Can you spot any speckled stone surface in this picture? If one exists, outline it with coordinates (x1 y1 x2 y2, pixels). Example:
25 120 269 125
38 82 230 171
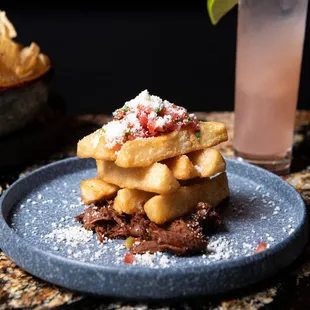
0 110 309 309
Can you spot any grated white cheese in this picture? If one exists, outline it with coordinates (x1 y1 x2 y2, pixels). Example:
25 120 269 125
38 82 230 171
207 237 234 260
148 111 157 120
102 121 128 147
132 252 172 268
154 117 166 128
125 89 162 111
44 226 93 247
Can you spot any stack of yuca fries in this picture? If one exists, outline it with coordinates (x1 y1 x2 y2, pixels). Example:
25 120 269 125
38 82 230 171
77 120 230 225
0 11 51 87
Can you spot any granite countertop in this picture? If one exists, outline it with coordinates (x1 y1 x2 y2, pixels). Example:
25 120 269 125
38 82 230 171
0 111 309 310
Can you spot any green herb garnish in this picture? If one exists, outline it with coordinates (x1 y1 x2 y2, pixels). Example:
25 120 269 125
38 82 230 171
195 131 201 141
125 129 132 137
156 104 163 115
125 236 134 249
112 105 129 119
121 105 129 112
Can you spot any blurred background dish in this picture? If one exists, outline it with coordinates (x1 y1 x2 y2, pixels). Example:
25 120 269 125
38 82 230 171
0 10 52 137
0 71 52 137
0 10 68 168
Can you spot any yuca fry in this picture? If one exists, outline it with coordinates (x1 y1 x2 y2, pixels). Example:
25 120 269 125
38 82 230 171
163 149 226 180
76 121 227 167
115 121 228 168
144 172 229 224
96 160 180 194
188 148 226 178
113 189 155 214
77 130 117 161
80 178 119 205
162 155 199 180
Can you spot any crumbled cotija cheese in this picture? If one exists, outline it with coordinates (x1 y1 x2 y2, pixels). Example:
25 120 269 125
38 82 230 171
103 121 130 148
45 226 93 247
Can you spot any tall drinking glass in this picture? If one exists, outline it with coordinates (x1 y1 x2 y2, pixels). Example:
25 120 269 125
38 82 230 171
234 0 308 174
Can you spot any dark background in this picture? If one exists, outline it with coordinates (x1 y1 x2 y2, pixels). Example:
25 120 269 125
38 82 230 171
3 1 310 115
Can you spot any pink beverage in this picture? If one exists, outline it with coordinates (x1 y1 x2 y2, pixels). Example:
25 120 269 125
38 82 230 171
234 0 308 174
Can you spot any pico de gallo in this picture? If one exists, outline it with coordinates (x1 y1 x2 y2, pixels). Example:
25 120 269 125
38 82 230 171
101 90 200 151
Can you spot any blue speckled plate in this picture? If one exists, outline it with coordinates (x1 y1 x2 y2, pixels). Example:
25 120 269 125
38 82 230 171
0 157 308 299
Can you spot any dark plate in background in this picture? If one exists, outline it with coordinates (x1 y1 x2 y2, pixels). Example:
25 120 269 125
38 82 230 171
0 69 70 168
0 157 308 299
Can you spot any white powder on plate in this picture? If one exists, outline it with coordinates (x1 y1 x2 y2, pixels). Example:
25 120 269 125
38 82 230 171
44 226 93 247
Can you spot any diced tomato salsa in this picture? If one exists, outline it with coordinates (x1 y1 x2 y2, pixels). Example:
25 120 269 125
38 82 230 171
124 252 135 264
254 242 268 254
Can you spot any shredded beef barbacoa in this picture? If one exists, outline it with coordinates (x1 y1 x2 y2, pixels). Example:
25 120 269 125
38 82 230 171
75 201 221 256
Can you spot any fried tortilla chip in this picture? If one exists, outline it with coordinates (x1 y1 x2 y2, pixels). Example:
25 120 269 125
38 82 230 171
0 11 17 39
0 11 51 87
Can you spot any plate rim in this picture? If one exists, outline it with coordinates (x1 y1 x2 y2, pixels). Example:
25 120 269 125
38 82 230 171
0 156 308 298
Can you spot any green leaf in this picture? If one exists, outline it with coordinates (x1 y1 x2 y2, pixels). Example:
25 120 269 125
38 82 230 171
207 0 238 25
124 236 134 249
156 104 164 115
121 105 129 112
195 131 201 141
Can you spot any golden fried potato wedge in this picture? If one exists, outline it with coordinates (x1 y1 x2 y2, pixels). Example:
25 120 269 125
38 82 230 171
96 160 180 194
77 130 117 161
115 121 228 167
76 121 227 167
113 189 155 215
162 155 199 180
80 178 119 205
144 172 229 224
162 148 226 180
188 148 226 178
